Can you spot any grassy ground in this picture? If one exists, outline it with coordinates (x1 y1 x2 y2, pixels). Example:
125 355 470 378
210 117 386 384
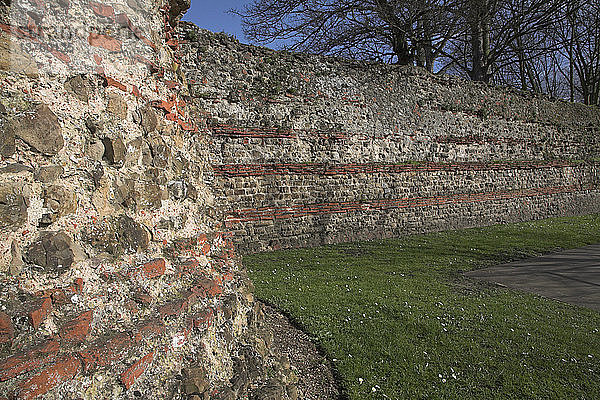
244 215 600 399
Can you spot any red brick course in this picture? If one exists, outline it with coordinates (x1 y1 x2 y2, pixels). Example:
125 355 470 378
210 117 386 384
0 311 14 344
14 355 81 400
59 310 93 343
120 351 155 390
27 297 52 329
225 184 591 225
0 340 60 382
78 332 132 373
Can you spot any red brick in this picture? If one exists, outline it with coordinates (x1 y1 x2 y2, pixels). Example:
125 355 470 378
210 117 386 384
191 278 222 299
90 1 115 18
59 310 93 343
120 351 154 390
177 258 199 275
135 258 166 279
78 332 132 373
133 291 153 305
190 308 214 331
158 291 196 318
0 311 13 344
150 99 175 113
0 340 59 381
133 319 165 342
15 355 81 400
28 297 52 329
88 32 122 52
104 75 127 91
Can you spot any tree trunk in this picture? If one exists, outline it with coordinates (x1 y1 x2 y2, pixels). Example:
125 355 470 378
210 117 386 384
568 0 576 102
469 1 491 82
470 20 490 82
392 27 412 65
416 19 427 68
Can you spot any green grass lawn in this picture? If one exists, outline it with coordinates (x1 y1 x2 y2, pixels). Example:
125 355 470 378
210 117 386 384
244 215 600 399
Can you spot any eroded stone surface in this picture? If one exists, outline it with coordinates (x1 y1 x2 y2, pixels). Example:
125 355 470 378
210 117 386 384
8 104 64 155
43 185 77 221
0 128 15 157
64 75 94 103
84 215 149 255
24 231 75 274
0 185 27 231
102 136 126 166
0 32 38 77
34 165 64 183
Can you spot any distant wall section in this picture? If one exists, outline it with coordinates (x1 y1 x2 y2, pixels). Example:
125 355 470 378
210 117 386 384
179 24 600 254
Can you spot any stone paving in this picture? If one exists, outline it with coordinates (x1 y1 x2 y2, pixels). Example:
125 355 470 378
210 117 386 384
466 244 600 311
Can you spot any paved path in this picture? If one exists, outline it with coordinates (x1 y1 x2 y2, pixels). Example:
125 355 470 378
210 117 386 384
466 244 600 311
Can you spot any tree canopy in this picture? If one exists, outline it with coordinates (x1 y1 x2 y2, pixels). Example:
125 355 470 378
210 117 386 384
236 0 600 105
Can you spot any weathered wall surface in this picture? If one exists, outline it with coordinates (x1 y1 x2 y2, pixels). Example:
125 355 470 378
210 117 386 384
178 24 600 254
0 2 298 400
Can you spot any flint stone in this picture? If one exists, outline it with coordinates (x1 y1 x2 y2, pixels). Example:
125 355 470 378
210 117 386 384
102 137 126 166
106 93 127 119
91 162 104 187
85 118 103 136
137 183 165 209
148 136 170 168
251 381 285 400
0 127 15 157
43 185 77 220
0 185 28 230
9 104 64 155
139 105 158 133
34 165 64 183
64 75 92 103
25 231 75 274
167 180 187 200
0 32 38 77
118 215 150 253
168 0 190 25
10 240 24 275
0 164 33 174
84 215 149 255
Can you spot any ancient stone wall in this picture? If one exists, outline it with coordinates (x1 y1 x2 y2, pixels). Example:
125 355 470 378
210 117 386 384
178 24 600 254
0 2 299 400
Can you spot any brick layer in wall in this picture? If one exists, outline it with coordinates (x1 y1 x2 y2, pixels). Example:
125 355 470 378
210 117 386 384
213 162 600 253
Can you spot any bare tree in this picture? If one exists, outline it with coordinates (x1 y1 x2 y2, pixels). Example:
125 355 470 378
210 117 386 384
499 0 600 105
556 0 600 105
236 0 599 105
438 0 567 83
234 0 461 71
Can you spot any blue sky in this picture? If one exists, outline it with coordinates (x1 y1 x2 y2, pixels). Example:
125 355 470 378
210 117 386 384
182 0 251 44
